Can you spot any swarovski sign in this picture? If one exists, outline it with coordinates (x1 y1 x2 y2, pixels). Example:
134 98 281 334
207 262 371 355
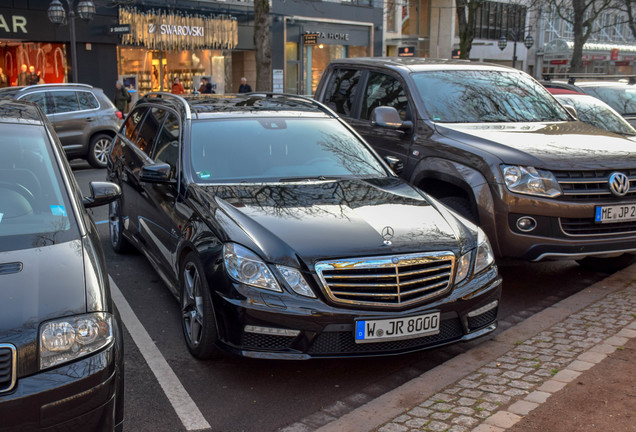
157 24 204 37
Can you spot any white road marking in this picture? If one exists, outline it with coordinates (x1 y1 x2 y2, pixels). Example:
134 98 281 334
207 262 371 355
109 276 211 431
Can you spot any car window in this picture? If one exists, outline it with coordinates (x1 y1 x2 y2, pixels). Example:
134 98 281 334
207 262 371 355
50 91 80 114
361 72 409 121
411 70 571 123
135 107 166 154
322 68 362 117
123 107 147 142
190 117 387 182
583 86 636 116
78 91 99 110
20 92 50 114
0 123 78 252
556 95 636 136
151 112 180 178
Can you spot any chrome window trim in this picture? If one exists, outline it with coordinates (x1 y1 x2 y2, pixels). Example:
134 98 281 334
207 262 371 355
0 343 17 393
17 89 102 115
315 251 456 308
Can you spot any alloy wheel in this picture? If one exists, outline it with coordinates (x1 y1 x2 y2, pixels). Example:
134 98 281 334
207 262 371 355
182 262 205 347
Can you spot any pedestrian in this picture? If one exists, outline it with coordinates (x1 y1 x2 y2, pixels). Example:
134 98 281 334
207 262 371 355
198 77 213 94
17 64 28 86
114 80 131 113
27 66 40 86
238 77 252 93
0 67 8 88
171 77 185 95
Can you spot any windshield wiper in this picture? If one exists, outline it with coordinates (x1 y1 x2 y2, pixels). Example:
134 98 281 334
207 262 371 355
278 176 339 183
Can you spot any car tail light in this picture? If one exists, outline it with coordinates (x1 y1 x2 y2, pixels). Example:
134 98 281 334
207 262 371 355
115 111 123 120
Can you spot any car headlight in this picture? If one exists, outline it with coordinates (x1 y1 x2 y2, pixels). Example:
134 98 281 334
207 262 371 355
39 312 114 370
474 228 495 274
502 165 561 197
276 265 316 298
455 251 472 284
223 243 281 292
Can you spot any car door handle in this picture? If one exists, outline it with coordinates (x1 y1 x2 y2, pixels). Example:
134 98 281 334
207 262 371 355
85 117 95 122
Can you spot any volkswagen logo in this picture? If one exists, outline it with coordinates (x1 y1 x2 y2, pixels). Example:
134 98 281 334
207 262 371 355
381 226 394 240
609 172 630 197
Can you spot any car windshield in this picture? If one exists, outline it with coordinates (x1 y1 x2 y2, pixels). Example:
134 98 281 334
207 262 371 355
582 86 636 116
0 123 78 252
411 70 571 123
190 117 387 182
555 95 636 136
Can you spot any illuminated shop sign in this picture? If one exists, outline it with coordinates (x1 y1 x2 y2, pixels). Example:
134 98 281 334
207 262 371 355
118 6 237 50
0 14 27 34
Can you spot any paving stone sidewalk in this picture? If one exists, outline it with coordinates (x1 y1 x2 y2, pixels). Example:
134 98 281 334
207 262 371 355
375 280 636 432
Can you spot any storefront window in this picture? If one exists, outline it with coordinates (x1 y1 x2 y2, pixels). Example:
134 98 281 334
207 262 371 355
118 47 223 96
0 42 67 86
302 44 368 96
286 42 299 94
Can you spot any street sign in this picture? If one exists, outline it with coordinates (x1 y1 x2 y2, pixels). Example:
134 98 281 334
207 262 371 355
303 33 319 46
109 24 131 35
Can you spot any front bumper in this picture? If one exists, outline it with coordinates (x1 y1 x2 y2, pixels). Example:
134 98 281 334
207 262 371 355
0 344 123 432
212 267 502 359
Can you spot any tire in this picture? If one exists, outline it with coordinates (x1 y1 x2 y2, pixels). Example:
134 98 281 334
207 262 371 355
439 196 477 223
109 200 133 254
576 254 636 273
87 133 113 169
180 252 223 360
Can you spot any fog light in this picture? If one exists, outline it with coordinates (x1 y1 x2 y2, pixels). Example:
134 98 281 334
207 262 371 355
244 325 300 337
468 300 498 317
516 216 537 232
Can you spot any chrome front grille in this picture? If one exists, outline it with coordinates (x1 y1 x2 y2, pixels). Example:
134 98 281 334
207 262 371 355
315 252 455 308
554 169 636 201
0 344 16 393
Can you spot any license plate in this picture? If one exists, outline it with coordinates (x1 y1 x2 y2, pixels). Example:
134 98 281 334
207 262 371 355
355 312 440 343
595 204 636 223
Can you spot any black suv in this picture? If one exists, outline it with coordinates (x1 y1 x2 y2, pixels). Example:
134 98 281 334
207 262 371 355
106 93 501 360
0 84 122 168
0 99 124 431
315 58 636 270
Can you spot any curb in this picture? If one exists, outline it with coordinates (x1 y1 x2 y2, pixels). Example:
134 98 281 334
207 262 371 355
313 263 636 432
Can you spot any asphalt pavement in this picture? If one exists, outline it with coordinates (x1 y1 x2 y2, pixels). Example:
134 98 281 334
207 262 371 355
306 263 636 432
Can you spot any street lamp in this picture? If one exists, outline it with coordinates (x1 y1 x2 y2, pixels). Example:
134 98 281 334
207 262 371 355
47 0 96 83
498 28 534 69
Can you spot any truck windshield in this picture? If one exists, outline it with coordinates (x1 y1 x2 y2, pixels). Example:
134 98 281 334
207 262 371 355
411 70 571 123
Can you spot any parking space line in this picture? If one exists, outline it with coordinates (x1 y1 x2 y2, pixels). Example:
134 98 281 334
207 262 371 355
109 276 211 431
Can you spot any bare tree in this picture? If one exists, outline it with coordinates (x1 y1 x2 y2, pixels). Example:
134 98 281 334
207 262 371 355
456 0 487 59
544 0 615 72
614 0 636 39
254 0 272 91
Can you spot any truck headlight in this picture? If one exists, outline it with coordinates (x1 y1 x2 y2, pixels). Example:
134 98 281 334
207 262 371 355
502 165 561 197
39 312 114 370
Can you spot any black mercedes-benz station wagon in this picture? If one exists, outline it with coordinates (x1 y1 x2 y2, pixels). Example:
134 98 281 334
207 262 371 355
107 93 502 360
0 100 124 430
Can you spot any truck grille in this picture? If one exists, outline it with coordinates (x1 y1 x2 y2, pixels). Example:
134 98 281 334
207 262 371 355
554 169 636 201
560 218 636 236
0 344 16 393
315 252 455 308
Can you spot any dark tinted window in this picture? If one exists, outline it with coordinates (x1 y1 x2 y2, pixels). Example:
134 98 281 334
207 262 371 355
50 91 80 114
78 91 99 110
20 92 50 114
411 70 571 123
151 113 180 178
135 108 166 154
361 73 409 121
123 107 147 142
323 69 361 117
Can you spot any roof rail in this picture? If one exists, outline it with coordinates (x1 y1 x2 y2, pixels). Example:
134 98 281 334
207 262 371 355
241 92 339 118
542 73 636 85
143 92 192 120
18 83 94 91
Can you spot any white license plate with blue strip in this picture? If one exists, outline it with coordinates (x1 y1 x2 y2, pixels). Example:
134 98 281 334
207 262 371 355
355 312 440 343
595 204 636 223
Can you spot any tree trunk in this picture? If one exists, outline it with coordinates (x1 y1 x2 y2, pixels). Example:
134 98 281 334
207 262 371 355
254 0 272 91
456 0 482 60
569 0 587 73
625 0 636 40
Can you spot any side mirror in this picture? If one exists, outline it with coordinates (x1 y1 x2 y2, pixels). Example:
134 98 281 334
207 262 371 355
563 104 578 120
140 163 174 184
384 156 404 174
83 181 121 208
371 106 413 132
